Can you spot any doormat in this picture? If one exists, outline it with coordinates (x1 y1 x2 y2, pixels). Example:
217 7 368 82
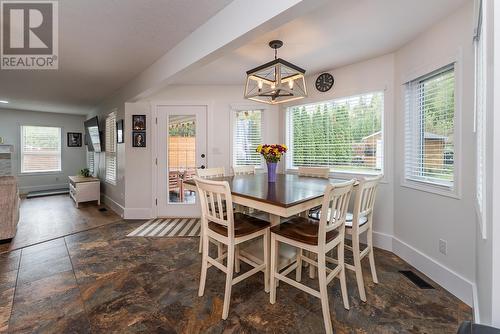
127 218 200 237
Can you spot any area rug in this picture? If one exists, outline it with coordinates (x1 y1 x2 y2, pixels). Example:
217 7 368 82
127 218 201 237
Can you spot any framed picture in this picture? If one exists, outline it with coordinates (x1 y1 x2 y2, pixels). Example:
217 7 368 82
116 120 124 143
67 132 82 147
132 131 146 147
132 115 146 130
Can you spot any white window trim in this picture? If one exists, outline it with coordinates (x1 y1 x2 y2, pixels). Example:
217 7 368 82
400 53 463 200
229 104 268 171
284 91 386 180
19 125 63 175
105 111 117 185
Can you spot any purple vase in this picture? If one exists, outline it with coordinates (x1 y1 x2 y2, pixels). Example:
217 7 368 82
267 162 277 182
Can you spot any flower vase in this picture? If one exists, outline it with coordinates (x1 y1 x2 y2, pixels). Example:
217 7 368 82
267 162 277 182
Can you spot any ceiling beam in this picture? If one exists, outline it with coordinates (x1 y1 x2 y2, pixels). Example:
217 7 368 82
96 0 328 112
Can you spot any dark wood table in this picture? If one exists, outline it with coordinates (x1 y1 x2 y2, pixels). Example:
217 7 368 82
184 173 358 271
184 173 355 225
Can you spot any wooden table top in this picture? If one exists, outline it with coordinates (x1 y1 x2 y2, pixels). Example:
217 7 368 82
184 173 356 208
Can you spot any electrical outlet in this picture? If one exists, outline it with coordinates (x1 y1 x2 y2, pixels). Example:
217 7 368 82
439 239 447 255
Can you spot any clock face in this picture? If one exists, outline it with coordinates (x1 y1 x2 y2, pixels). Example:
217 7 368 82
315 73 334 92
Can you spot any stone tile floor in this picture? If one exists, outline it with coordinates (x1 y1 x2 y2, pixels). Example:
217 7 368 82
0 220 471 333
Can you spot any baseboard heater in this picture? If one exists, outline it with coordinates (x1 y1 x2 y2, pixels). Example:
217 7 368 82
26 188 70 199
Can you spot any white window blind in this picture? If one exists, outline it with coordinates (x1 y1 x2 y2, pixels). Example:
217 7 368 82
87 149 95 175
404 65 455 189
474 0 486 232
233 110 263 167
20 126 61 173
105 112 117 184
286 92 384 174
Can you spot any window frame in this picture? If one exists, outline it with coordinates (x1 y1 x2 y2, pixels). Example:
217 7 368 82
401 61 462 199
105 111 117 185
19 125 63 175
230 105 266 170
285 91 386 178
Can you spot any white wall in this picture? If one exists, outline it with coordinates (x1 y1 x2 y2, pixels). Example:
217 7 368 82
393 2 475 304
279 53 395 250
0 108 86 193
117 85 280 218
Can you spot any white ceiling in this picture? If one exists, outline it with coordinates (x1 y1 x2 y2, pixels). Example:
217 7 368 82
0 0 233 115
172 0 469 85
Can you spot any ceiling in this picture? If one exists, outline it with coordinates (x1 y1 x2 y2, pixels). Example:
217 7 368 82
172 0 469 86
0 0 233 115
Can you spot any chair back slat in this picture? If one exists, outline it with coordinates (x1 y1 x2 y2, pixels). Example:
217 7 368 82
196 167 225 178
318 180 355 247
194 177 234 237
298 167 330 178
352 175 383 230
232 166 255 175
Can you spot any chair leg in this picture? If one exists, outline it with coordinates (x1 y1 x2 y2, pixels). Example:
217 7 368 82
270 234 278 304
309 252 317 279
338 239 350 310
198 231 209 297
263 230 270 293
353 235 367 302
235 245 240 273
222 246 235 320
317 252 333 334
198 224 203 253
296 248 303 282
367 228 379 284
217 242 224 263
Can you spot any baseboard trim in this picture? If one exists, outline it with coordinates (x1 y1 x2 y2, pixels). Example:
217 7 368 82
101 194 124 218
372 231 394 252
123 208 153 220
472 283 480 322
392 236 473 306
19 183 68 195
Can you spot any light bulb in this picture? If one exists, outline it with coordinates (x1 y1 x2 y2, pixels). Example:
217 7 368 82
258 80 263 90
288 80 294 89
271 83 275 90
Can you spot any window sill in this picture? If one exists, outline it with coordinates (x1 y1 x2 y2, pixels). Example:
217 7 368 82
400 178 461 199
285 168 387 184
19 170 63 176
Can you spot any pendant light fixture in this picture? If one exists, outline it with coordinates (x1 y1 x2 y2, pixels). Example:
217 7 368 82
244 40 307 105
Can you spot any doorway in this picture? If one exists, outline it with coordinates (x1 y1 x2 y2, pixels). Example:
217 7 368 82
156 105 207 217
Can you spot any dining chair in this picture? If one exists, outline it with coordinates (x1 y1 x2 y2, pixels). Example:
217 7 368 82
309 174 383 302
269 180 354 334
232 165 255 175
196 167 226 253
196 167 225 178
195 177 270 320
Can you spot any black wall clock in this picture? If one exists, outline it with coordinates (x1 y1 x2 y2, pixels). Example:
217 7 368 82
315 73 334 92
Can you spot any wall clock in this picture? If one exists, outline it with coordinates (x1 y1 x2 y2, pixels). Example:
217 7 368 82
315 73 334 92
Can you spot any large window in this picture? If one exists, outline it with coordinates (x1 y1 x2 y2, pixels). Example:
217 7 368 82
20 125 61 173
404 64 456 190
233 110 263 167
105 112 117 184
286 92 384 174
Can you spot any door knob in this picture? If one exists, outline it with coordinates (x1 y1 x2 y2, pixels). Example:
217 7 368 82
201 153 206 158
199 165 206 169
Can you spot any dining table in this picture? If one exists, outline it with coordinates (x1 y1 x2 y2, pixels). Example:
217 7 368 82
183 173 358 269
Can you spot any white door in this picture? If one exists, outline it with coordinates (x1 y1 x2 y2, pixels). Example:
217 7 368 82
156 105 207 217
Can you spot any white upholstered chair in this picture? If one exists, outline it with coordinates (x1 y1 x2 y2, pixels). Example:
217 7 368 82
269 180 354 334
195 177 270 320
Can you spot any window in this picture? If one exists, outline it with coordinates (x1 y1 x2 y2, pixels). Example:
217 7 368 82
474 0 486 235
87 149 95 175
233 110 263 167
286 92 384 174
404 64 456 190
20 126 61 173
105 112 117 184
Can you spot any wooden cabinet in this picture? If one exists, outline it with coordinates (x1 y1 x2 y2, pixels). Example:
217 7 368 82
69 176 100 208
